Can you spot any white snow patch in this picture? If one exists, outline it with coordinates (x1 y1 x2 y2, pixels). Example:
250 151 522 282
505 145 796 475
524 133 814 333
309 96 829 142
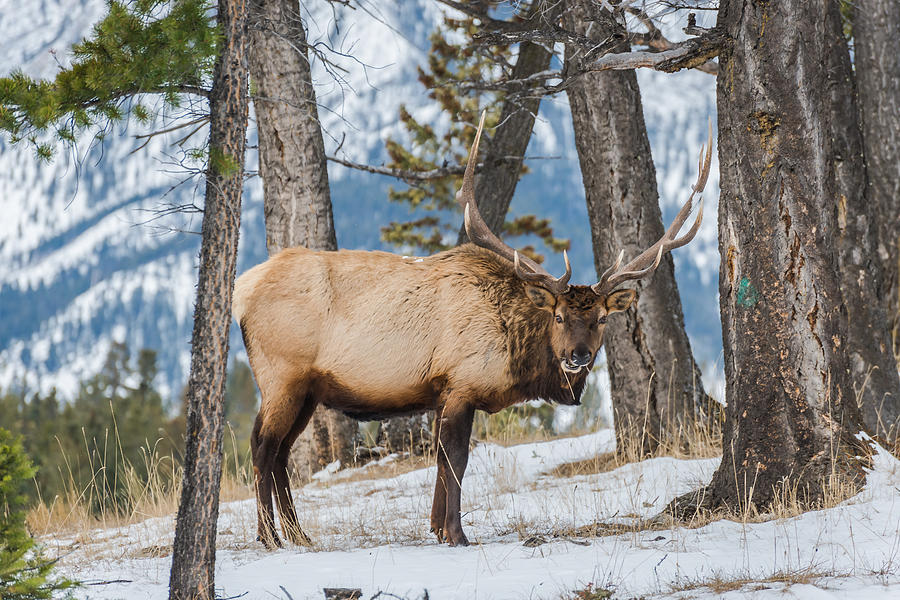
46 430 900 599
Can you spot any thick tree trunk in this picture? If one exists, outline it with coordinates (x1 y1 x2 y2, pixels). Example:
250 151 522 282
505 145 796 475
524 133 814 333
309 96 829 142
852 0 900 443
247 0 356 478
563 1 710 457
168 0 248 597
672 0 870 515
456 2 556 243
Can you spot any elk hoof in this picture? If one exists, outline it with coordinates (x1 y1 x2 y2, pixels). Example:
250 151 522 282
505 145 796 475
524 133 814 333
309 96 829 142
431 526 445 543
446 529 470 547
257 533 283 550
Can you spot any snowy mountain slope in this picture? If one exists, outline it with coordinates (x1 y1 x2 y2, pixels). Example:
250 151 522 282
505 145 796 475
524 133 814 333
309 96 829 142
0 0 721 399
48 430 900 599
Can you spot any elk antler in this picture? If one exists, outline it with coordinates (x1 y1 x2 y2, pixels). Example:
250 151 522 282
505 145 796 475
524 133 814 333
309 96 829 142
457 111 572 295
591 121 713 298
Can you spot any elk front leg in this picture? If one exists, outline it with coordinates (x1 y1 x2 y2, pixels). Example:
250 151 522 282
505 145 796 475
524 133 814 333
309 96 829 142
432 397 475 546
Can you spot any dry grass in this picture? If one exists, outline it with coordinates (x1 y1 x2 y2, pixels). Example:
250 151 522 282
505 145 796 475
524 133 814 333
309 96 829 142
26 424 255 540
560 583 614 599
668 566 834 596
547 407 723 481
26 389 867 565
542 468 864 544
546 453 619 478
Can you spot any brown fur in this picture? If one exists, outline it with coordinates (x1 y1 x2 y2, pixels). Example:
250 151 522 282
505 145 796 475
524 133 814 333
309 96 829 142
234 243 634 548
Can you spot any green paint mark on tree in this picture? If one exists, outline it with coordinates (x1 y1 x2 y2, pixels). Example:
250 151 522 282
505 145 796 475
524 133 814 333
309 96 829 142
736 277 761 308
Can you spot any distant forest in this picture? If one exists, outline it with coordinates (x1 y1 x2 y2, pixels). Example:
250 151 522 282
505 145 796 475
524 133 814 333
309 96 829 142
0 343 258 511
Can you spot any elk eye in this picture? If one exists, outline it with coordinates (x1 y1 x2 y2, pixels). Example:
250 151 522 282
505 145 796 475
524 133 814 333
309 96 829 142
555 314 563 324
598 315 607 324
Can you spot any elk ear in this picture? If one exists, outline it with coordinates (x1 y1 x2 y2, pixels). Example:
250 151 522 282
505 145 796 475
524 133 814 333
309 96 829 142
524 284 556 311
605 289 636 314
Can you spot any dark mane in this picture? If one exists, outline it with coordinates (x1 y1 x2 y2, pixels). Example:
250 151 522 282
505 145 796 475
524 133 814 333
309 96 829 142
448 244 590 405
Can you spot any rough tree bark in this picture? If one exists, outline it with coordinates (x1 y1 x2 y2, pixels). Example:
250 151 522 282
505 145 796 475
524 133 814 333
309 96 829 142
168 0 249 596
563 0 710 457
247 0 357 478
671 0 870 514
456 0 557 243
851 0 900 443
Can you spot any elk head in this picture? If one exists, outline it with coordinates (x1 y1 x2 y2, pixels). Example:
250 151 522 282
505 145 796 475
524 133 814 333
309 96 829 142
457 112 711 377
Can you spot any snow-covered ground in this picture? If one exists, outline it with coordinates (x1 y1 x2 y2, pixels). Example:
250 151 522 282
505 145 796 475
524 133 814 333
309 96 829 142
47 430 900 599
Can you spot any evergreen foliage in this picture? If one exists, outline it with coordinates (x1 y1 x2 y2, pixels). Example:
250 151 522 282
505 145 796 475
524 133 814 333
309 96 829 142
0 0 216 160
1 344 179 512
382 9 568 260
0 345 257 516
0 428 75 599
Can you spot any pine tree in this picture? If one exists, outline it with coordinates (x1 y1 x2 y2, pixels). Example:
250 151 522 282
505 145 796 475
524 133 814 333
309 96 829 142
563 0 713 456
168 0 249 591
0 0 216 160
382 9 567 262
0 428 74 599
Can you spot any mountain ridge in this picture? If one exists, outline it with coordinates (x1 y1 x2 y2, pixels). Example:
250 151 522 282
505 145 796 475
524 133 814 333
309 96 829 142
0 0 722 400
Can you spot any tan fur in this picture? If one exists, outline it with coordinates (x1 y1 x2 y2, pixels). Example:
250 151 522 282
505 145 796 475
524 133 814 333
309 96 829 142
237 243 633 548
236 246 513 422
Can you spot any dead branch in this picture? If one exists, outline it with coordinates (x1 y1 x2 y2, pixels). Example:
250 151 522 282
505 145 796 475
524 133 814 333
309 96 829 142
131 116 210 154
626 7 718 75
457 25 721 99
438 0 720 78
584 28 723 73
327 155 481 181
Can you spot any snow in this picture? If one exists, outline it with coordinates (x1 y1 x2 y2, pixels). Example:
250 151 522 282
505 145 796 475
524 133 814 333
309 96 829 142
46 430 900 599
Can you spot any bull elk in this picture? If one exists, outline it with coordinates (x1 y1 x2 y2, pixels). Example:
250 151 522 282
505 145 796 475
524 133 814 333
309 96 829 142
233 113 712 548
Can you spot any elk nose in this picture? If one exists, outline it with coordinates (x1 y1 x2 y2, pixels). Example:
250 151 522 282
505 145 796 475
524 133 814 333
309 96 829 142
571 348 593 367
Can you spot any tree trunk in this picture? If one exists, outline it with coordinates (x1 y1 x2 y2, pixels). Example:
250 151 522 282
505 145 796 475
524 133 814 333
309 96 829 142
671 0 870 515
247 0 356 478
563 1 710 457
168 0 248 596
852 0 900 444
456 1 557 243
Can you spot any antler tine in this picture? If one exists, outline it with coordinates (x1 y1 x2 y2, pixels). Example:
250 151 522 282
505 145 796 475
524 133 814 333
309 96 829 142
693 119 713 194
455 111 486 212
559 249 572 288
596 250 624 288
592 122 712 297
459 111 571 294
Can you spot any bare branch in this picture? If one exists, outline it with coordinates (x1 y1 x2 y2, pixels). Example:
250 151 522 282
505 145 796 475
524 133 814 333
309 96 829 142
457 25 722 98
327 155 480 181
625 8 720 75
130 116 210 154
584 29 723 74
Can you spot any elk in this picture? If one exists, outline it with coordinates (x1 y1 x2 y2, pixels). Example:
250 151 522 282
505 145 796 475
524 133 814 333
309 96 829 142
233 114 711 548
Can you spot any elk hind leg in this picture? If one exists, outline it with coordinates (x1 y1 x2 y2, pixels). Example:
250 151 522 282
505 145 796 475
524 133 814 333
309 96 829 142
273 394 318 546
251 386 305 549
